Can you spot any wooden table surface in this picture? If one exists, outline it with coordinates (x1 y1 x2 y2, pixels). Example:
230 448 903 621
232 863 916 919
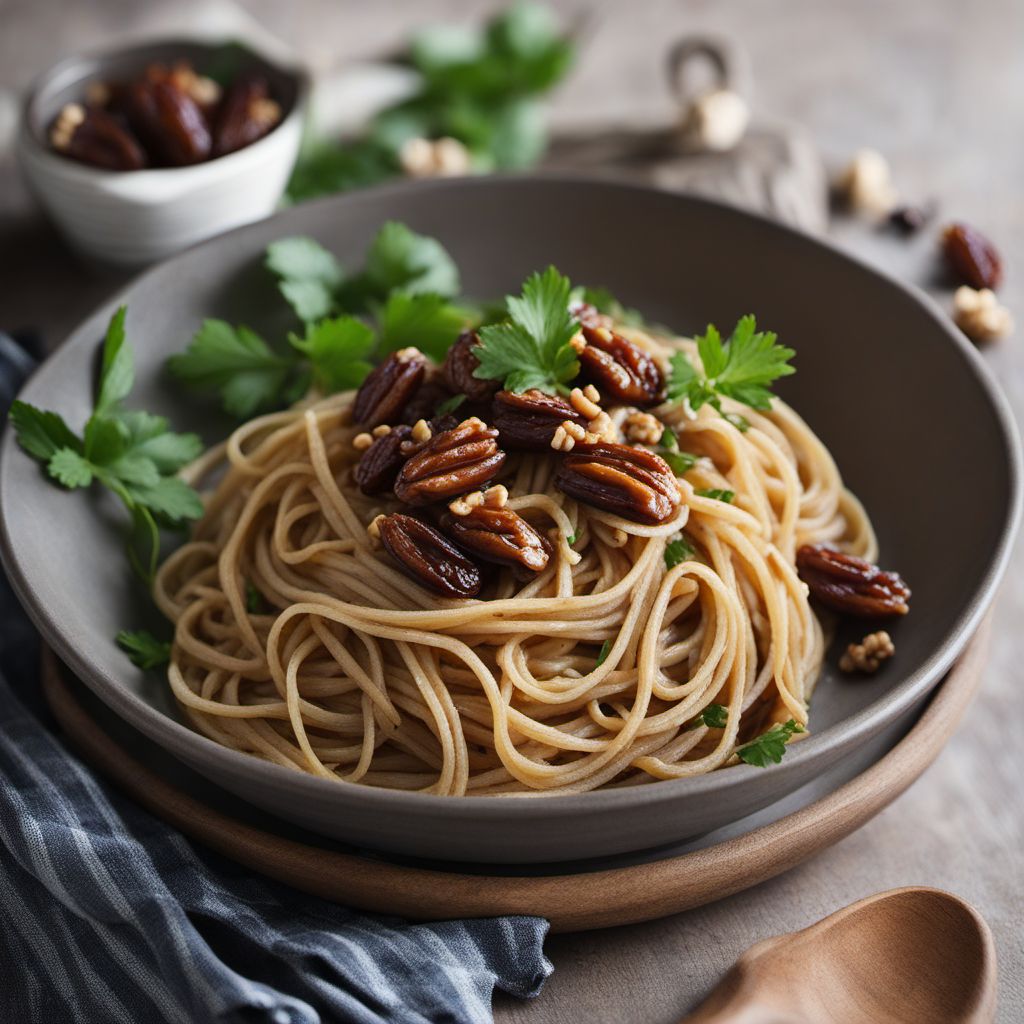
1 2 1021 1022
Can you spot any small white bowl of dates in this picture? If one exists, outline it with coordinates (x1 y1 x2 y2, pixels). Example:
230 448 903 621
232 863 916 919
17 38 309 267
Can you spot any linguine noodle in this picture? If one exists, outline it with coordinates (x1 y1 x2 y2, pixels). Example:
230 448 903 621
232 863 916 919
153 332 876 795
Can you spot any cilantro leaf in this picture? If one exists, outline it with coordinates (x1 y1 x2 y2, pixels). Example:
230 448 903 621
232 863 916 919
595 639 612 667
695 488 735 504
736 719 805 768
341 222 460 310
376 292 468 361
95 306 133 417
48 448 93 488
168 320 293 418
265 236 343 324
436 393 467 416
667 316 795 422
10 401 82 460
474 266 579 394
693 704 729 729
664 536 695 569
658 428 698 475
116 629 171 669
289 316 375 393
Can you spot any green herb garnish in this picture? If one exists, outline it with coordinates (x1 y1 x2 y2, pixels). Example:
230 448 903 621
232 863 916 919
667 315 795 425
11 307 203 582
265 236 344 324
595 639 612 667
435 393 468 416
695 488 735 504
658 428 698 475
736 719 805 767
116 629 171 669
566 530 579 546
664 536 695 569
245 582 265 614
692 704 729 729
570 285 645 327
288 316 377 393
474 266 579 394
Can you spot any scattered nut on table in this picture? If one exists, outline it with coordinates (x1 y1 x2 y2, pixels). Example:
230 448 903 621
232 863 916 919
839 631 895 674
400 136 472 178
836 148 898 217
952 286 1014 344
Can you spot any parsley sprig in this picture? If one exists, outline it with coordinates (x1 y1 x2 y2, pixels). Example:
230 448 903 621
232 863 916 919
667 315 795 425
695 488 735 504
168 223 469 417
736 719 805 767
658 428 698 476
664 536 695 570
116 629 171 669
474 266 580 394
10 308 203 581
691 704 729 729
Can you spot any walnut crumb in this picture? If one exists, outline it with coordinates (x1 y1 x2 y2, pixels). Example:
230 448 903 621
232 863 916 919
448 490 486 516
352 432 374 451
50 103 86 150
483 484 508 508
551 425 576 452
410 419 432 443
569 386 602 420
953 286 1014 344
371 424 392 438
837 148 897 217
569 332 587 354
366 514 386 543
623 411 663 445
839 631 895 674
586 410 618 443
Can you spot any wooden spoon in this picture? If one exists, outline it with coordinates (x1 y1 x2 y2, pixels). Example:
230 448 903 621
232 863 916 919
681 887 996 1023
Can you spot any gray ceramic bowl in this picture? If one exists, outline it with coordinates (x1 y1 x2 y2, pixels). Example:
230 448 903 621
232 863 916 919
1 178 1019 864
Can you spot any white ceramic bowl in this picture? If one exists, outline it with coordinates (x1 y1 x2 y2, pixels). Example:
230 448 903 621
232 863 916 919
17 38 309 267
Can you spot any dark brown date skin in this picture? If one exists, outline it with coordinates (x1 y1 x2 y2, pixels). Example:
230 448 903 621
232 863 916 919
353 350 427 427
354 425 413 495
212 75 274 157
63 108 147 171
796 545 911 617
394 418 505 506
556 441 681 525
491 390 587 451
441 506 550 572
578 326 664 407
442 331 501 404
378 513 481 597
941 223 1003 290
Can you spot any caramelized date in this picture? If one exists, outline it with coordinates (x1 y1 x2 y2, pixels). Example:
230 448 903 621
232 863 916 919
121 80 211 165
442 506 550 571
941 223 1003 290
212 75 280 157
354 425 412 495
796 545 911 617
556 442 681 525
578 326 664 406
442 331 501 403
491 389 587 450
53 106 147 170
354 349 427 427
569 301 613 331
394 418 505 505
378 514 481 597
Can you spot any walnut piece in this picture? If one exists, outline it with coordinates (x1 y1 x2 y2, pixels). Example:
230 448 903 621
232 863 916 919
836 149 897 217
839 631 895 674
952 286 1014 344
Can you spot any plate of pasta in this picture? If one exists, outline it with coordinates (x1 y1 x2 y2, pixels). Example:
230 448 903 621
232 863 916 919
1 178 1018 863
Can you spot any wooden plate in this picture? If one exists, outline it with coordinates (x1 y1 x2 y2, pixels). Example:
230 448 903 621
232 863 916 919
41 618 989 934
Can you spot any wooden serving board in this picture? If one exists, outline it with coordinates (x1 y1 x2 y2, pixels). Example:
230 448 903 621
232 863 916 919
41 619 989 934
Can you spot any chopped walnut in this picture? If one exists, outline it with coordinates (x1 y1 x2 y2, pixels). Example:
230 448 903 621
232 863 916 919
623 411 663 445
569 331 587 354
586 410 619 443
399 136 472 178
483 484 508 508
952 286 1014 344
371 424 392 438
837 148 897 217
353 432 374 451
50 103 86 150
551 424 577 452
569 385 602 420
680 89 749 152
366 513 386 544
839 631 895 674
448 490 487 516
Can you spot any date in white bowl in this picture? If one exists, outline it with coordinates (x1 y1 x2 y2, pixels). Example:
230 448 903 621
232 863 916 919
17 38 309 268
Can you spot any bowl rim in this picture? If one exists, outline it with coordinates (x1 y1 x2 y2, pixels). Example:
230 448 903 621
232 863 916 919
18 34 311 183
1 174 1020 822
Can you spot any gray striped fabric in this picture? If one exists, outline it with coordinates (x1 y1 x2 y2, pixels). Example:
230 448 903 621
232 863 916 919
0 334 552 1024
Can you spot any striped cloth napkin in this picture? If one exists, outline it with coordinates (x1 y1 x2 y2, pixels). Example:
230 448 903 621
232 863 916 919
0 332 552 1023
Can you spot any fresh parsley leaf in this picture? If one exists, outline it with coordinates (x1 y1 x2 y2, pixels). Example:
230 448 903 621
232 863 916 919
341 222 461 310
48 448 93 488
286 138 399 204
117 629 171 669
736 719 805 768
664 536 695 569
724 412 751 433
695 488 735 504
566 530 578 546
246 581 265 613
694 704 729 729
11 307 205 585
266 236 344 324
667 316 795 422
474 266 579 393
10 402 82 460
658 428 698 475
168 320 293 418
436 393 467 416
595 639 612 667
376 292 468 361
289 316 375 393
